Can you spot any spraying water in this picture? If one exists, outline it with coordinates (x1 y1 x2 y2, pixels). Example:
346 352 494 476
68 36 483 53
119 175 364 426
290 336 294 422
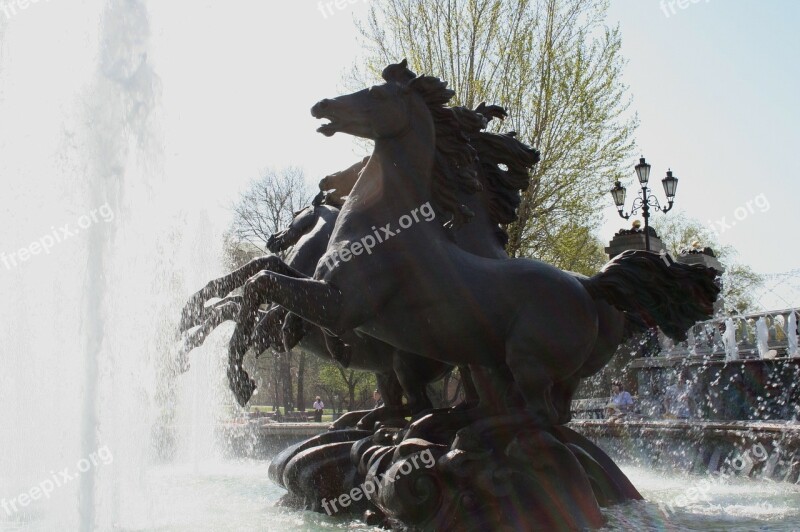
723 318 739 361
755 316 771 359
0 1 231 529
789 310 798 357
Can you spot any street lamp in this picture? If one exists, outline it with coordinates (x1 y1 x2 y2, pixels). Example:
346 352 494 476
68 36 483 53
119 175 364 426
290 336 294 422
610 157 678 251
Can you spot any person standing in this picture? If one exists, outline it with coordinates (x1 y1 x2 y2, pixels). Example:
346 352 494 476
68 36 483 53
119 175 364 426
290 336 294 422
663 372 694 419
373 389 384 409
313 396 324 422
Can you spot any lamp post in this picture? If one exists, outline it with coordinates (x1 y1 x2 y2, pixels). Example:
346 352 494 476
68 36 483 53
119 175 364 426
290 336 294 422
610 157 679 251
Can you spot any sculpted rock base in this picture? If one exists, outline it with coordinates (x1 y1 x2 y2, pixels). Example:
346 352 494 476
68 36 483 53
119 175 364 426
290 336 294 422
269 412 642 530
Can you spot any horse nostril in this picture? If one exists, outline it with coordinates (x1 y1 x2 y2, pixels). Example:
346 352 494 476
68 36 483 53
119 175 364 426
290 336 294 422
317 100 330 112
311 99 332 118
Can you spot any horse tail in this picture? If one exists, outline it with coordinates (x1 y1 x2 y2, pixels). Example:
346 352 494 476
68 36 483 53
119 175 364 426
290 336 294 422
580 250 720 341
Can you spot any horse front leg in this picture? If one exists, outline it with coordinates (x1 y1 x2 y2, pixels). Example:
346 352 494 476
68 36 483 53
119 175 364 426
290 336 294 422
176 300 241 372
180 255 301 332
228 269 346 407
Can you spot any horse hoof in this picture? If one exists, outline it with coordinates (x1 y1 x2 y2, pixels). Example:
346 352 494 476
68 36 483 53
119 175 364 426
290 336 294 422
179 293 210 332
356 407 410 431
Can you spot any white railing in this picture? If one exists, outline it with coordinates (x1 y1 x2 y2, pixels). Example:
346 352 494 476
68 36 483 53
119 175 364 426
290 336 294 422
655 308 800 360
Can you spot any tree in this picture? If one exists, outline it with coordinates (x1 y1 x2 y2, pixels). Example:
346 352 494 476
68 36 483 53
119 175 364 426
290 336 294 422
229 166 314 254
537 223 607 276
354 0 637 269
221 230 262 270
317 365 376 412
651 213 764 314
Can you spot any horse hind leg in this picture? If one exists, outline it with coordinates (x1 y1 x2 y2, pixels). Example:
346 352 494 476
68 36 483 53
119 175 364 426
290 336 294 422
355 371 409 431
505 351 557 427
393 351 451 414
505 310 590 427
551 377 581 425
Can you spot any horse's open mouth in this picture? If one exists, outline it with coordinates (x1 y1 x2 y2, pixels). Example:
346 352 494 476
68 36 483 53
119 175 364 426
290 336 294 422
316 122 338 137
311 100 345 137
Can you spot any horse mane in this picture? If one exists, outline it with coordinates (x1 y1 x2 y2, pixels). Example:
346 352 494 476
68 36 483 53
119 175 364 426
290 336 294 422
407 75 484 228
470 129 540 225
384 61 539 230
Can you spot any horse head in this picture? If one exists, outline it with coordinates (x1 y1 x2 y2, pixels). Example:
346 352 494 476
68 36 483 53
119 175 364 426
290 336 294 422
311 63 445 141
266 191 326 253
318 156 369 206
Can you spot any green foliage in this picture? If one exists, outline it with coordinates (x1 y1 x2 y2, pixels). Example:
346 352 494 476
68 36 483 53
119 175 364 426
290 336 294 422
317 363 376 411
354 0 637 269
536 223 607 276
720 264 764 315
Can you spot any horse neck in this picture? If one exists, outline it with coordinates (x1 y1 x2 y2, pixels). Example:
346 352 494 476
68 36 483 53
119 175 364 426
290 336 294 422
457 190 508 259
344 126 436 223
339 156 368 193
285 207 338 274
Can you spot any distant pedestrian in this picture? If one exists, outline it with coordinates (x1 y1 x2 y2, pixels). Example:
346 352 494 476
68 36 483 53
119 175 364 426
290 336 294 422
373 389 383 409
663 371 693 419
606 381 634 421
610 382 634 413
313 396 324 422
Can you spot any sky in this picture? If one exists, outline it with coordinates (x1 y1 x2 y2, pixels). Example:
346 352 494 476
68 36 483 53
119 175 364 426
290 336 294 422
602 0 800 279
1 0 798 305
148 0 800 277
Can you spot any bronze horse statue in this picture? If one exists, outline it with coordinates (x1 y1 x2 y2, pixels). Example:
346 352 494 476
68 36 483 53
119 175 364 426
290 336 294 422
179 184 452 425
303 102 652 427
179 61 719 529
180 97 541 422
210 64 716 427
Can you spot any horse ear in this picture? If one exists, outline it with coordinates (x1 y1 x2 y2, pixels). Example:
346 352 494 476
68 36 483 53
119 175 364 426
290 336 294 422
382 60 417 84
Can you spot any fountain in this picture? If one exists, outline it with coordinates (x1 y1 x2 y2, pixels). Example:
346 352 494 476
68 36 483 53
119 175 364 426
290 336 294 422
0 1 255 529
724 317 740 361
2 2 799 531
789 310 799 357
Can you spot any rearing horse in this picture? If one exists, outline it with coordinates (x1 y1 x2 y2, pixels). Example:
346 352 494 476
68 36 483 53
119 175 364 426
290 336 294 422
196 67 718 426
179 181 452 418
181 94 539 417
